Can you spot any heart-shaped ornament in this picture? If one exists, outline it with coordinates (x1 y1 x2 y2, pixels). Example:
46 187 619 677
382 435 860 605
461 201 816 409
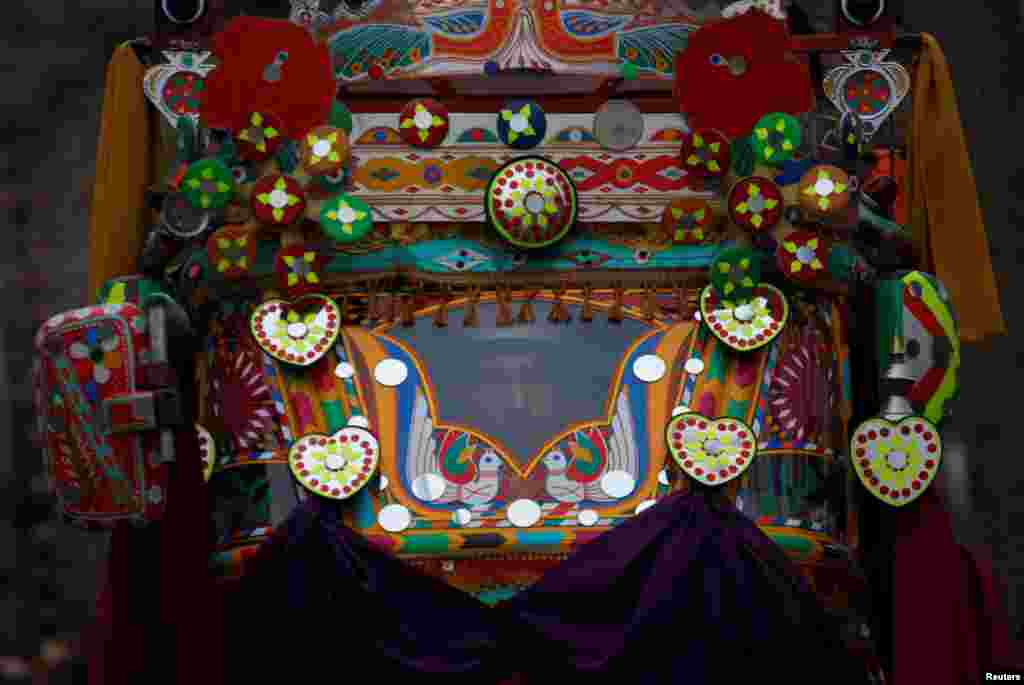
851 416 942 507
143 51 217 128
667 413 757 486
196 423 216 483
699 283 788 351
250 295 341 366
289 427 380 500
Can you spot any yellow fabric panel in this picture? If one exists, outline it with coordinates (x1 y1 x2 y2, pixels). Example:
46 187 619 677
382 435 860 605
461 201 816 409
908 34 1006 343
88 43 161 299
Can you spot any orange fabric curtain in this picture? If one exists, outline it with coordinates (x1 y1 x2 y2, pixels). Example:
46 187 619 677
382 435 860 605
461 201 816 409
908 34 1006 343
87 43 164 300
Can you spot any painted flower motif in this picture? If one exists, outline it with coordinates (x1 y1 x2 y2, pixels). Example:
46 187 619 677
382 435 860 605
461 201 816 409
320 194 372 242
423 164 443 185
752 113 801 165
663 199 713 244
69 327 123 399
507 175 559 229
800 166 850 212
306 130 341 164
271 309 326 355
252 174 306 225
776 230 830 283
875 434 918 488
729 178 782 231
716 255 756 297
235 111 282 161
308 439 364 484
182 158 234 210
302 126 349 175
716 296 773 339
501 104 536 144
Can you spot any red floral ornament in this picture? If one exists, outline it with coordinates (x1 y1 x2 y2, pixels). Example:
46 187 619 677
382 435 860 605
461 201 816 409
199 17 334 139
673 10 814 138
775 230 830 283
251 174 307 227
727 176 784 232
679 129 731 178
274 245 327 296
207 225 258 279
235 111 285 162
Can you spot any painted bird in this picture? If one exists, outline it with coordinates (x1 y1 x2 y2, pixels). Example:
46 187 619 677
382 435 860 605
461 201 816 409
543 450 585 504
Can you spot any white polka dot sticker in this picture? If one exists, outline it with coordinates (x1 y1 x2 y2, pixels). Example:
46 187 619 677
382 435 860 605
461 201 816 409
452 508 473 526
378 504 412 532
374 358 408 386
685 358 705 375
506 499 542 528
378 475 389 491
347 415 370 429
632 354 667 383
577 509 600 527
600 470 636 499
671 405 691 417
411 473 447 502
658 468 671 485
335 362 355 379
634 499 657 515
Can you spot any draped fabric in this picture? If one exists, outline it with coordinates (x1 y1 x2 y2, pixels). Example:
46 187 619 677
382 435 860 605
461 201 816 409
908 34 1006 344
212 491 872 684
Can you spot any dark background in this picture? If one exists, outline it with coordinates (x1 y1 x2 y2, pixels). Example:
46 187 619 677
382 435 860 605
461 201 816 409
0 0 1020 672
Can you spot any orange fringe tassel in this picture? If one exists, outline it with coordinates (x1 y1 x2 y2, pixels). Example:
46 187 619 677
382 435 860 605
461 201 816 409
434 286 449 327
464 287 480 327
400 293 415 327
496 286 513 326
366 282 380 322
548 287 571 323
518 291 536 324
581 285 594 322
608 284 624 323
644 283 659 321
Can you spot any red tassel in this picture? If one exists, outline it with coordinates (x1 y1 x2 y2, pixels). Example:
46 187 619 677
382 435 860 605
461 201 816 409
608 284 624 323
581 285 594 322
496 286 513 326
463 287 480 327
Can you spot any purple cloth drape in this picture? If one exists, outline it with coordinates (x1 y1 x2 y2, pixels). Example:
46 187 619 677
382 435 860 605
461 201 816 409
221 490 871 684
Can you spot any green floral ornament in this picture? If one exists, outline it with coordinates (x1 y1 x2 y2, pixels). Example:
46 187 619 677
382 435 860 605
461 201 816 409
320 194 372 243
709 246 761 302
181 157 234 210
751 113 801 166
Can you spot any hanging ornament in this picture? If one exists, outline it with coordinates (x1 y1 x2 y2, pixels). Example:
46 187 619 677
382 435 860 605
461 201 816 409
727 176 783 233
320 194 373 242
798 165 851 218
679 129 731 178
399 98 450 148
497 100 547 150
709 246 760 301
289 426 380 500
251 174 307 226
662 198 714 245
699 282 788 351
250 294 340 366
301 126 350 175
180 157 235 210
823 50 910 141
485 157 577 249
667 413 757 486
206 225 258 280
274 244 327 296
144 51 217 128
776 230 831 283
593 100 644 151
235 111 286 162
751 112 802 166
851 415 941 507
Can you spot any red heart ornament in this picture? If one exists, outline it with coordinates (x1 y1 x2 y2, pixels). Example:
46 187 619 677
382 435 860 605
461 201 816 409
289 427 380 500
250 295 340 366
851 416 942 507
667 413 757 486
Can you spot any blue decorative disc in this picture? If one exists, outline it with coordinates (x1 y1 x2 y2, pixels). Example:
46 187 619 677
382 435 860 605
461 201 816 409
496 99 547 150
